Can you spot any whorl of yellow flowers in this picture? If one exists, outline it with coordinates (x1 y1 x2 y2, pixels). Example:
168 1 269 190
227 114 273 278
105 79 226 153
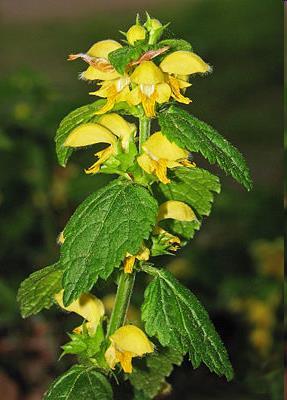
69 18 210 117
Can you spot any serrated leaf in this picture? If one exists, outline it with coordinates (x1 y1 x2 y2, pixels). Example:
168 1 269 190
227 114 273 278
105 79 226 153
55 100 105 167
157 167 220 240
62 324 105 358
164 219 201 240
142 268 234 381
159 167 220 217
108 46 145 75
43 365 113 400
130 347 182 399
158 39 192 52
61 178 158 305
158 105 252 191
17 264 62 318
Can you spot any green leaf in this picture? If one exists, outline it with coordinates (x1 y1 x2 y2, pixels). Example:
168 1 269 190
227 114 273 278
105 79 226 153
159 167 220 217
112 101 141 117
133 390 150 400
62 324 105 358
158 39 192 52
130 347 183 399
108 45 145 75
17 264 62 318
142 267 234 381
158 105 252 191
43 365 113 400
157 167 220 240
163 219 201 241
61 178 158 305
55 100 105 167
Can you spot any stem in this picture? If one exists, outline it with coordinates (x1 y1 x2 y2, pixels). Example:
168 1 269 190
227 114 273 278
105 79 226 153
106 271 135 337
106 114 151 337
139 115 151 151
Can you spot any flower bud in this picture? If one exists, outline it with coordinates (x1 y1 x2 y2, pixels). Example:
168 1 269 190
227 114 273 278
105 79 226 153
126 25 146 46
147 18 162 31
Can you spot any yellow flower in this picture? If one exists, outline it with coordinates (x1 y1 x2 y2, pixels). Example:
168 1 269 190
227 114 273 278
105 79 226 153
89 76 131 115
128 61 171 117
126 25 146 45
160 50 210 75
159 50 210 104
64 113 136 174
154 200 196 247
123 245 150 274
71 40 122 81
54 290 105 335
137 131 193 184
105 325 154 373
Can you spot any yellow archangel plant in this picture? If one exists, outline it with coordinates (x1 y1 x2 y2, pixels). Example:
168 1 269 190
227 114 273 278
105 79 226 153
17 12 252 400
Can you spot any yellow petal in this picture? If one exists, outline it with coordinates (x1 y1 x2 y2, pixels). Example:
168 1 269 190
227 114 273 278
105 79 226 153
160 51 210 75
116 350 133 373
143 132 188 161
136 245 150 261
81 66 120 81
124 255 136 274
166 160 182 168
94 98 117 115
89 82 113 98
87 39 122 59
137 153 154 174
137 153 170 184
116 85 131 103
110 325 154 356
131 61 164 85
85 146 114 175
128 86 142 105
124 244 150 273
152 159 170 184
177 78 191 89
98 113 136 150
54 290 105 327
157 200 196 222
140 92 156 118
168 76 191 104
126 25 146 46
64 123 117 148
105 343 117 369
155 83 171 104
153 226 181 246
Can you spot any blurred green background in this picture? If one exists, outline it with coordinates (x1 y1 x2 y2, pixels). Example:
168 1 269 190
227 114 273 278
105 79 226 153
0 0 283 399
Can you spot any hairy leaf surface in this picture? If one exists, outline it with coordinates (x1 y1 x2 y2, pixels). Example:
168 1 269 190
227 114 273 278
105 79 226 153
160 167 220 216
44 365 112 400
17 264 62 318
55 100 105 167
108 46 144 74
130 347 183 399
157 167 220 239
158 39 192 51
158 105 252 190
142 268 234 380
61 178 158 305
